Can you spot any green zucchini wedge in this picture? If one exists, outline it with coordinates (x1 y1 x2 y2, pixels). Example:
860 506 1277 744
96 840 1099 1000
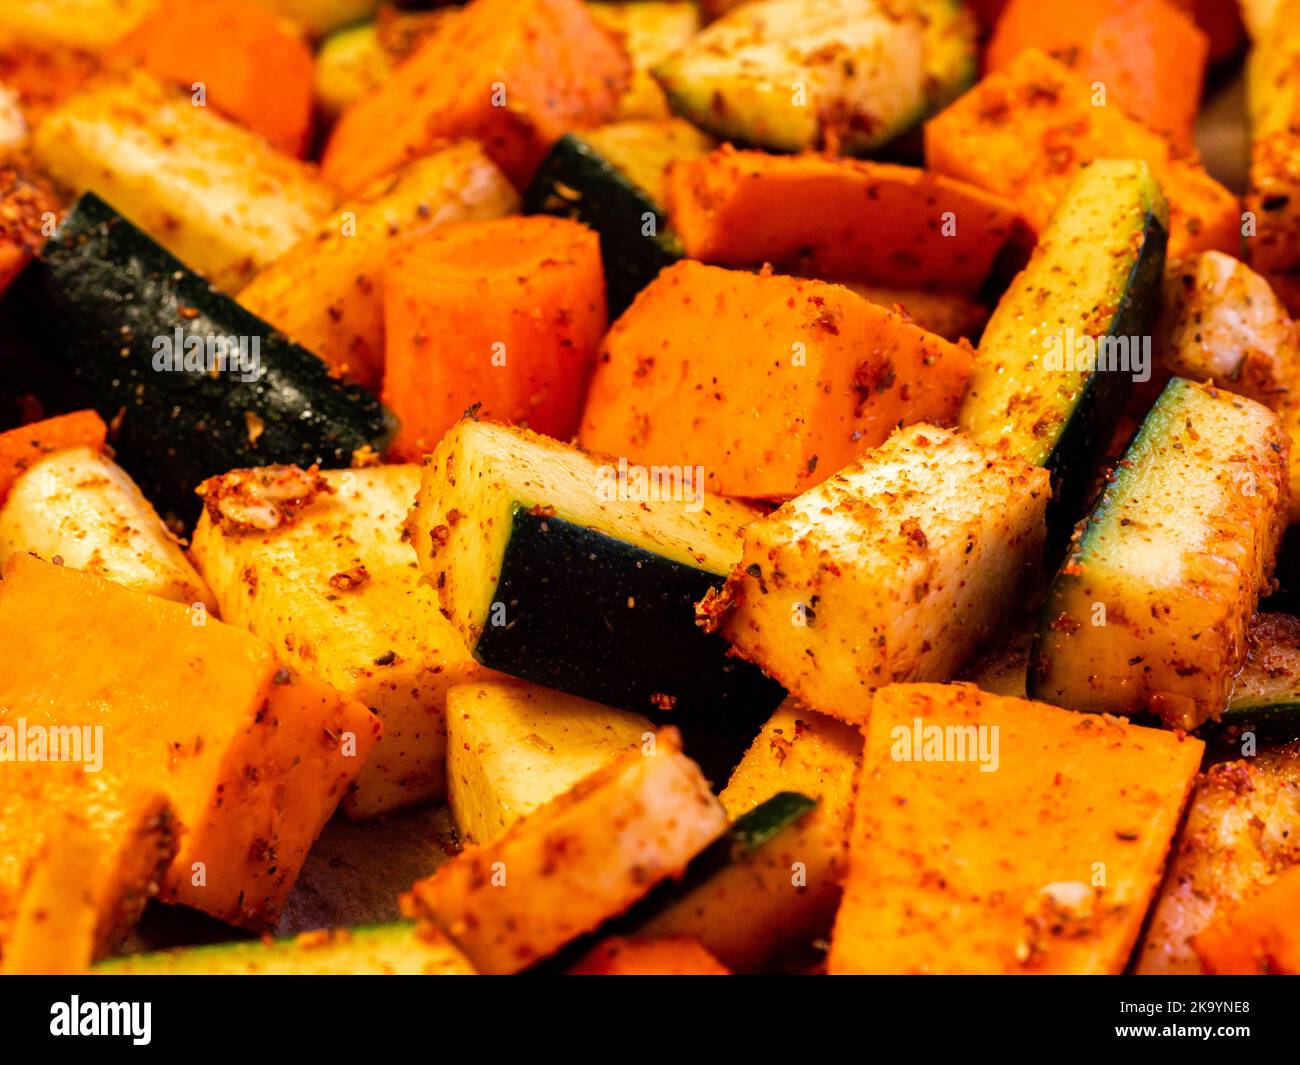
523 120 713 316
1028 378 1290 731
8 193 393 525
1212 613 1300 745
409 418 785 756
96 922 473 976
653 0 975 155
958 159 1170 536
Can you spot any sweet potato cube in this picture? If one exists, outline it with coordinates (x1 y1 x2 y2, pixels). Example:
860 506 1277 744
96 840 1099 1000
321 0 631 192
710 425 1049 721
828 683 1204 974
383 215 606 459
579 262 975 501
0 555 380 929
1194 864 1300 974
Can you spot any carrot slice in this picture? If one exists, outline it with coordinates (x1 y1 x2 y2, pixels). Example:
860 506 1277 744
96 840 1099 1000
579 261 975 501
924 48 1239 258
666 147 1023 293
114 0 315 156
1193 864 1300 974
986 0 1208 150
321 0 630 192
0 410 106 503
571 937 730 975
382 215 606 459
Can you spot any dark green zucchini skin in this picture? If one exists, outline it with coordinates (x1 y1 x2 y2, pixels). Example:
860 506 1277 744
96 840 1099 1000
522 133 680 318
473 506 785 777
7 193 394 525
1207 704 1300 749
528 791 816 974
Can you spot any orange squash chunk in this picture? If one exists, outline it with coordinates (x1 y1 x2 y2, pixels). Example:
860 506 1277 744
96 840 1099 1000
570 937 730 975
0 410 106 503
828 683 1203 974
321 0 630 192
667 147 1023 293
579 261 974 500
924 48 1238 259
0 555 381 930
1194 864 1300 974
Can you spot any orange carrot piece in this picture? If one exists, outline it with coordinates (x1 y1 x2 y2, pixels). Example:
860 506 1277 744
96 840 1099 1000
0 410 106 503
321 0 630 193
986 0 1208 150
571 937 730 976
924 48 1239 258
0 554 381 930
382 215 605 460
1193 865 1300 974
666 147 1023 293
579 261 975 501
114 0 315 156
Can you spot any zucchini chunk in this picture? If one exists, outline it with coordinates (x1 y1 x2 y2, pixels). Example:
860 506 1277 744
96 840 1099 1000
1157 251 1296 410
709 424 1050 725
33 73 335 292
631 702 861 971
1028 378 1290 730
96 922 474 976
12 193 393 525
409 418 784 742
0 554 382 930
1214 613 1300 744
1135 741 1300 974
0 446 215 609
191 464 484 819
402 728 726 974
958 159 1170 533
829 683 1204 974
588 2 702 120
653 0 972 154
523 120 713 316
239 143 518 391
446 680 653 845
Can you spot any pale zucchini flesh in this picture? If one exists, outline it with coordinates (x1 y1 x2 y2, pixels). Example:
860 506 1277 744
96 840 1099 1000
0 445 214 610
588 2 702 121
715 424 1050 724
1028 378 1290 729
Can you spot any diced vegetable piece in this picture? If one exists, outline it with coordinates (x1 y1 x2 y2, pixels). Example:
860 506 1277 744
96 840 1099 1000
958 160 1169 533
13 194 392 525
635 704 860 971
1158 251 1297 409
0 36 100 127
98 921 472 975
652 0 952 154
0 0 159 51
1136 742 1300 973
33 73 334 291
114 0 314 156
402 728 727 974
191 464 484 819
0 158 60 299
828 683 1204 974
239 144 519 390
0 776 174 973
1194 862 1300 974
0 410 106 504
985 0 1208 150
0 446 215 608
958 623 1034 698
321 0 630 192
0 554 381 929
409 419 783 754
523 120 713 316
383 215 606 459
708 424 1048 723
588 2 700 120
446 680 653 845
837 283 990 343
1212 614 1300 742
580 261 975 501
924 48 1239 259
570 936 729 975
666 148 1022 293
1029 379 1289 729
250 0 380 38
1167 0 1245 65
